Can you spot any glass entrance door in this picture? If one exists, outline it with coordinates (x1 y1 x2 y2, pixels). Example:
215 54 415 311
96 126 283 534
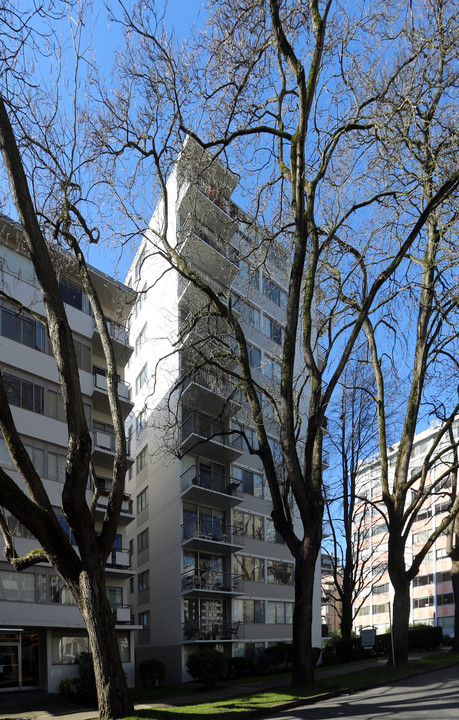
0 642 19 689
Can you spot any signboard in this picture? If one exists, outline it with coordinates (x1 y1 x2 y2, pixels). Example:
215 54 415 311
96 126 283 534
360 628 376 649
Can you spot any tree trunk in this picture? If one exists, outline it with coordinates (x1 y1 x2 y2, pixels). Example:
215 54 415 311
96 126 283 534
291 542 318 686
340 587 353 641
451 557 459 652
389 578 411 667
78 566 133 720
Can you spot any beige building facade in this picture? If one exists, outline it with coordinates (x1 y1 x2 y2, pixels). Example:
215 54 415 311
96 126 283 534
0 216 138 692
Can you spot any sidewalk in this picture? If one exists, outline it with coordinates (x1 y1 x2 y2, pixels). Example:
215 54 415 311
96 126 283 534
0 654 451 720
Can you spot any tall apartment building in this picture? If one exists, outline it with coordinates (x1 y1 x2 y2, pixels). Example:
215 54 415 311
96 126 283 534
0 216 138 692
125 138 321 682
354 423 457 638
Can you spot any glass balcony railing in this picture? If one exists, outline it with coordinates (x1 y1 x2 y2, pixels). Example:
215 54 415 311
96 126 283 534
180 465 241 496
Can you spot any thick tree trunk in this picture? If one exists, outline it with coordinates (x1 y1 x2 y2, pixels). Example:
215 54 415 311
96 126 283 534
291 542 318 686
388 579 411 667
78 567 133 720
450 557 459 652
340 587 353 641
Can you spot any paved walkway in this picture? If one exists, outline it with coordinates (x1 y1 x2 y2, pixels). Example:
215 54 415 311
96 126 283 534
0 655 453 720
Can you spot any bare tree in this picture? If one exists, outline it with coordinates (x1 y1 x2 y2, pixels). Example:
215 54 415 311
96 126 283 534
323 357 383 640
0 6 134 717
92 0 459 683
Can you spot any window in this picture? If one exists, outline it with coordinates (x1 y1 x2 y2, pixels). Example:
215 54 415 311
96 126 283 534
234 555 264 582
233 510 264 540
247 343 262 371
136 409 146 434
48 389 66 422
52 634 89 664
135 284 147 317
262 275 287 308
267 601 294 624
372 524 387 537
136 364 148 393
413 573 434 587
232 467 266 498
267 560 294 585
23 443 44 477
263 315 283 345
265 518 284 544
106 586 123 608
372 583 389 595
137 488 148 513
48 452 66 483
373 602 390 614
436 570 450 583
436 547 449 561
139 610 150 629
413 530 430 544
135 247 146 281
437 592 454 606
233 295 260 329
264 356 282 382
233 599 265 623
413 596 434 609
74 340 91 372
0 570 35 601
0 508 35 539
137 528 149 552
59 280 90 314
138 570 149 592
135 324 147 355
136 446 148 473
0 306 45 350
4 373 44 414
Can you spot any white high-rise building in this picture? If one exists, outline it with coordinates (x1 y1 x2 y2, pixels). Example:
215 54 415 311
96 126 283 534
0 215 138 693
125 139 321 682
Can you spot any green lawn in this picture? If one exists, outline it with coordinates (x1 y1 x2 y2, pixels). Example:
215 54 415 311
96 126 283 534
122 652 459 720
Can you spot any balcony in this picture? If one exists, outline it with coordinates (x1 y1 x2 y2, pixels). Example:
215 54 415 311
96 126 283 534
94 479 134 524
182 619 240 642
177 215 239 286
177 178 238 242
180 466 242 509
93 318 134 364
92 368 133 417
181 570 242 596
92 427 133 468
180 411 243 463
178 269 232 309
180 369 242 418
181 518 244 554
105 547 132 575
112 605 133 624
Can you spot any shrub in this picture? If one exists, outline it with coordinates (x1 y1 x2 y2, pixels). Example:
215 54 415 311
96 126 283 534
139 658 166 687
229 656 254 678
59 651 96 703
59 677 77 698
260 642 293 672
185 649 227 687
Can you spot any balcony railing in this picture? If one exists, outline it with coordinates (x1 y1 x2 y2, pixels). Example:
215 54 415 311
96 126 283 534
180 465 241 497
95 481 133 515
93 428 131 456
181 411 238 450
182 619 240 641
112 605 133 624
181 570 241 593
182 518 243 546
179 214 240 266
94 368 131 402
106 547 131 570
181 369 241 404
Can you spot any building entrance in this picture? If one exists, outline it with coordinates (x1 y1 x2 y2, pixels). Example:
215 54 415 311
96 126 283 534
0 632 39 690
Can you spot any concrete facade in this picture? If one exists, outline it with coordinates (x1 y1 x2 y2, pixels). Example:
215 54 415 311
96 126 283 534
354 422 458 638
125 138 321 683
0 216 138 693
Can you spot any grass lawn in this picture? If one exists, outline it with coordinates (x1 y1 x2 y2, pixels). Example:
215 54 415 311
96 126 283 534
122 651 459 720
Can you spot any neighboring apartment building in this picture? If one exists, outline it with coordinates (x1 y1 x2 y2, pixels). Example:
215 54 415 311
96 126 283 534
0 216 138 692
125 138 322 682
354 423 457 638
321 555 341 637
